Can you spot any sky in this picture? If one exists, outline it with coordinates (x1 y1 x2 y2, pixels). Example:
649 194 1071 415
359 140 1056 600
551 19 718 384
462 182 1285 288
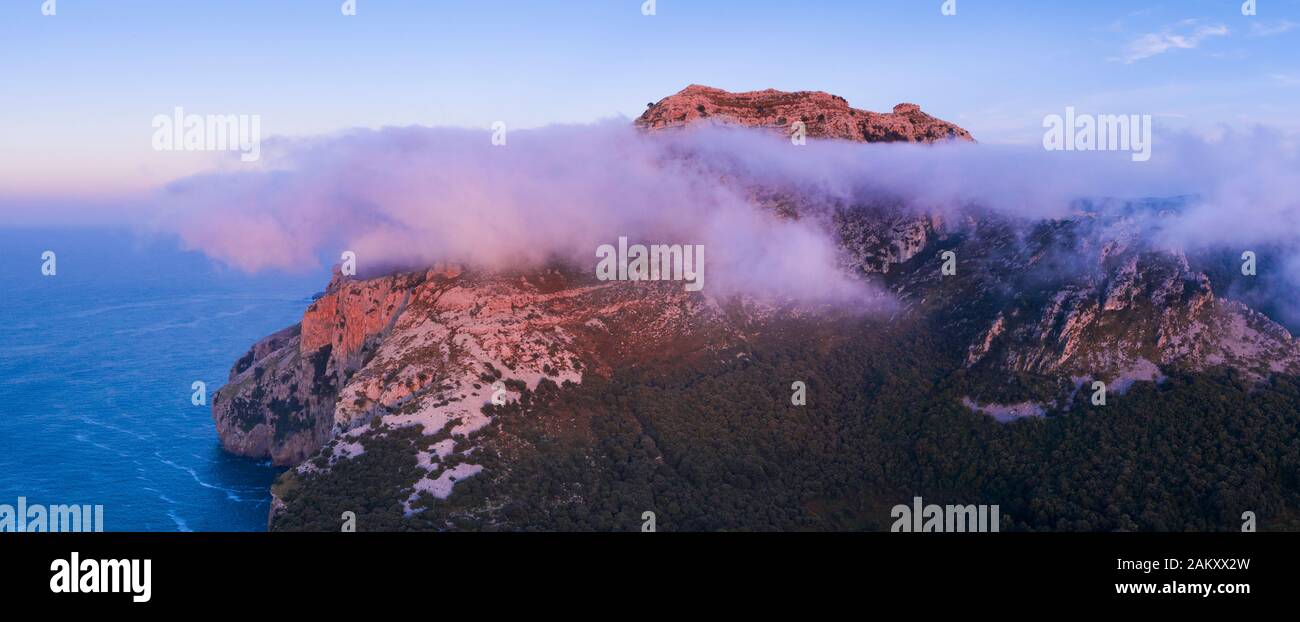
0 0 1298 202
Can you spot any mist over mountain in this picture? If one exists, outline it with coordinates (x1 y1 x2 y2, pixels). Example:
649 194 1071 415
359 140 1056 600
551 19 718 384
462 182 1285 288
146 93 1300 314
190 86 1300 532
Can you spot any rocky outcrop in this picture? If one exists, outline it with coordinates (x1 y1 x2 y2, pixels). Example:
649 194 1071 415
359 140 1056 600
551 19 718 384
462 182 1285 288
636 86 967 278
835 207 945 275
214 261 752 517
636 84 974 143
951 206 1300 383
212 271 425 466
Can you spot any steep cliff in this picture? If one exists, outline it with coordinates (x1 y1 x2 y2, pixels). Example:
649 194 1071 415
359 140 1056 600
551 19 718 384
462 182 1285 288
212 271 421 466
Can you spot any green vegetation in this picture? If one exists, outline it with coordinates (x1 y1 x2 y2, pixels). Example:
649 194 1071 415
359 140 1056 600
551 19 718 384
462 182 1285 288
271 425 432 532
274 315 1300 532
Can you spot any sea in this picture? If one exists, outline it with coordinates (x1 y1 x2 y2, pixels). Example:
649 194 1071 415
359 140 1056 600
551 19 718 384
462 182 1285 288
0 227 328 531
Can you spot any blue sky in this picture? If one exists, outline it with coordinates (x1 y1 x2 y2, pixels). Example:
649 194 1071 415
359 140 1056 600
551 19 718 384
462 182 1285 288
1 0 1298 197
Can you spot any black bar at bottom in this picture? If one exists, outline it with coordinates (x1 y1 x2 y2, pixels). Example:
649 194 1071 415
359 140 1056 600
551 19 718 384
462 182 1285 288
0 532 1283 611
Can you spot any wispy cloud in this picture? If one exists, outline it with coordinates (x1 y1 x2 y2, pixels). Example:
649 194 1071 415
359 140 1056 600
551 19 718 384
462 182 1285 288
1250 20 1299 37
1099 8 1157 34
1117 19 1229 64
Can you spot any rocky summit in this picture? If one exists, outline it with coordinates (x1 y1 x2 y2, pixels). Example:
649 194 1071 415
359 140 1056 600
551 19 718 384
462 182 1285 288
636 84 974 143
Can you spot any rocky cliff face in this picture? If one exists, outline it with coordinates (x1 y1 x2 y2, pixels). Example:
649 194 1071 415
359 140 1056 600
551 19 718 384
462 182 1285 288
636 84 974 143
941 205 1300 384
213 263 762 516
212 271 423 466
213 85 1300 529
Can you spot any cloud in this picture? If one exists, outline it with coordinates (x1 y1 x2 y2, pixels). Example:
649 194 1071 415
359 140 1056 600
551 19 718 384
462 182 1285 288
1250 20 1299 37
147 122 888 305
1118 20 1229 64
144 120 1300 311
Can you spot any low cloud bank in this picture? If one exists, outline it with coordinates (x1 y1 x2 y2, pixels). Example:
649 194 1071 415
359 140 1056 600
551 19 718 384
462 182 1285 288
147 120 1300 304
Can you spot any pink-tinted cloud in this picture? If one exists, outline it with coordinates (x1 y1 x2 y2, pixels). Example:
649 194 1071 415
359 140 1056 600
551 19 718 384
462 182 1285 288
147 120 1300 303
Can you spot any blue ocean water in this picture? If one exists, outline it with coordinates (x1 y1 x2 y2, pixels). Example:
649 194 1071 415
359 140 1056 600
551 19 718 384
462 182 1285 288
0 227 328 531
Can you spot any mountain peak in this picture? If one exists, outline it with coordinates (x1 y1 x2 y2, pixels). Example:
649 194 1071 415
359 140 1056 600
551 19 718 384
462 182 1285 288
636 85 974 143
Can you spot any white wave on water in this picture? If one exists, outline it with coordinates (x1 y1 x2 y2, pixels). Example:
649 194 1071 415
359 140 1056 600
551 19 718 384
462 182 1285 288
211 304 263 319
65 300 171 320
73 431 132 457
109 303 266 337
142 486 177 506
167 510 193 532
155 453 246 502
110 320 202 337
77 412 155 442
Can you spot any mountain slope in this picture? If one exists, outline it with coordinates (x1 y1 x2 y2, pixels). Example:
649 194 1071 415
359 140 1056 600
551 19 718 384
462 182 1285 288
212 85 1300 531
